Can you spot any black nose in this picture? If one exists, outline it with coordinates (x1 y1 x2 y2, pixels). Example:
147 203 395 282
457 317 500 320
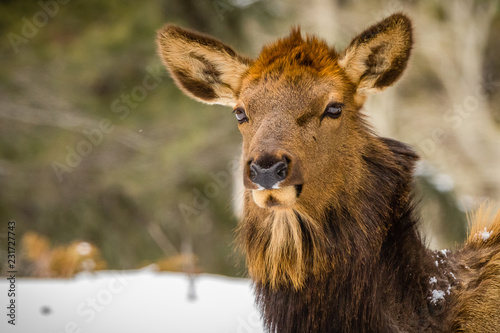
249 159 288 189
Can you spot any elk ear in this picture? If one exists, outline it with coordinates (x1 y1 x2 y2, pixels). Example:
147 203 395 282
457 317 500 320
156 25 252 106
338 13 413 95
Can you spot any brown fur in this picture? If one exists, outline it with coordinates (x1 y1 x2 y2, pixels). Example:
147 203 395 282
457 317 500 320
157 13 500 333
446 206 500 332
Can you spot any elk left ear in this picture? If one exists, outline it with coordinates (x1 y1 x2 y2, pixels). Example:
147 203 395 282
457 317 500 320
156 25 252 106
338 13 413 95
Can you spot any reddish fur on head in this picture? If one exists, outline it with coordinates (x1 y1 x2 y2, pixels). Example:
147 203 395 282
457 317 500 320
247 27 343 80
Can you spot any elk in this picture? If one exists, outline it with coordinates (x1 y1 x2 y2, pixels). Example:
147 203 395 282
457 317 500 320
156 13 500 333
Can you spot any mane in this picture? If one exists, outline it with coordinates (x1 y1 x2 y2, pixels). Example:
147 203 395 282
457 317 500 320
248 28 342 80
238 208 331 290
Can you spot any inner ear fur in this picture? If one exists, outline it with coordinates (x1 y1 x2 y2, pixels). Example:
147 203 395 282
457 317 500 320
338 13 413 95
156 25 252 106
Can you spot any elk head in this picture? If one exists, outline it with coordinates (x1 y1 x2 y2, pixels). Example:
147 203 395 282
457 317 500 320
157 14 414 289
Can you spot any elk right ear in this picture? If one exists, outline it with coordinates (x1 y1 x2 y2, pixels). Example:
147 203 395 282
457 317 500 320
156 25 252 106
338 13 413 95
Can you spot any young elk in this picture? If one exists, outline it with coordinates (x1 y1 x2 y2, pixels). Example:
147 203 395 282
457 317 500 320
157 13 500 333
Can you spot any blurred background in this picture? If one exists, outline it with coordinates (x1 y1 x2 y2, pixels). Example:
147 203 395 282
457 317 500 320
0 0 499 279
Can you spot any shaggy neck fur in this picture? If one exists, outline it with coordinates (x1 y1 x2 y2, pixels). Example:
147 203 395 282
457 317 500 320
237 137 446 332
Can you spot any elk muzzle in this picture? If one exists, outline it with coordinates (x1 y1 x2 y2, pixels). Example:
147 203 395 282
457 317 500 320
244 152 303 208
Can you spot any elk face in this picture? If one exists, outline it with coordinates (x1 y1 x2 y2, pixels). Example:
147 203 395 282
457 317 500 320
157 14 413 219
236 65 356 213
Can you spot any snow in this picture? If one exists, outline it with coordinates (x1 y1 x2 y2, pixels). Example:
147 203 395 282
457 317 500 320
439 249 449 257
0 269 264 333
429 289 446 305
435 261 439 267
429 277 437 284
478 228 492 242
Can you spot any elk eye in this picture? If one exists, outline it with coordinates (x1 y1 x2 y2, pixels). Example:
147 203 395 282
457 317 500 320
323 102 343 119
233 107 248 124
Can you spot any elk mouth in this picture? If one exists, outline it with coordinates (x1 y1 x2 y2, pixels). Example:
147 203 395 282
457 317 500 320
251 184 303 209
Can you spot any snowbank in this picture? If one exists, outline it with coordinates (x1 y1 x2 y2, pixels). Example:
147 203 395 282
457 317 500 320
1 269 263 333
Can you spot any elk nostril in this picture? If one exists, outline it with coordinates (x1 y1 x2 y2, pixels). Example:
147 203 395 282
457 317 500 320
249 164 260 181
275 162 288 180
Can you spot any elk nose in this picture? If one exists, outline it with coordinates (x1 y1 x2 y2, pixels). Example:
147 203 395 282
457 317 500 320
249 159 288 189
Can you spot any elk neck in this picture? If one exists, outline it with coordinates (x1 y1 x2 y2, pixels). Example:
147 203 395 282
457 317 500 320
239 137 445 332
